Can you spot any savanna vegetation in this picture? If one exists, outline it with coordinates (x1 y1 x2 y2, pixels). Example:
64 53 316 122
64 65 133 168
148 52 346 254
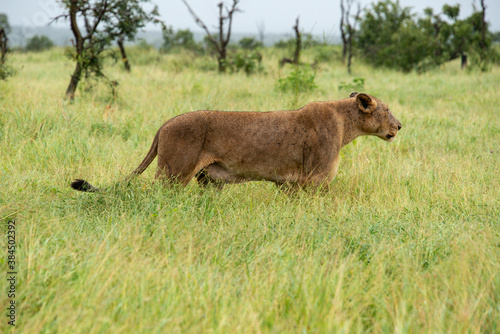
1 41 499 333
0 0 499 332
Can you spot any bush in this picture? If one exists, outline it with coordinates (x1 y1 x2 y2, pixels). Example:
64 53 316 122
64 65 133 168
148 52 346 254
274 33 320 50
277 65 317 94
238 37 262 50
356 0 498 72
230 51 263 75
338 78 365 91
25 35 54 52
136 38 154 51
122 43 160 66
314 45 341 63
161 27 203 54
0 62 14 80
356 0 416 72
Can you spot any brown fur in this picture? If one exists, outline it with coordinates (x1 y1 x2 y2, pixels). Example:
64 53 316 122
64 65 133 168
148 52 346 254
71 93 401 191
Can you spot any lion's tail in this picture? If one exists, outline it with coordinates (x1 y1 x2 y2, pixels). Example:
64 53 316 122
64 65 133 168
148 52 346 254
129 130 160 177
70 179 99 192
70 131 160 192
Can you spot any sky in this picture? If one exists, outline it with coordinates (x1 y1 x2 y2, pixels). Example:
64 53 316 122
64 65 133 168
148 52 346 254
1 0 499 37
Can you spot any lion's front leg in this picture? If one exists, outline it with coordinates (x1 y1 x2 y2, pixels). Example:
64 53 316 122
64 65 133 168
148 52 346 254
274 181 301 194
196 170 225 190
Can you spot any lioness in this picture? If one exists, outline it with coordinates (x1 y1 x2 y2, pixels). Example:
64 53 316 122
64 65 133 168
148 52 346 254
71 92 401 192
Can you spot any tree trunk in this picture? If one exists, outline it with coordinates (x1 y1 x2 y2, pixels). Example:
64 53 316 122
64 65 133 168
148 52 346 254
347 21 356 74
479 0 487 52
343 1 360 74
117 39 131 72
340 0 347 64
434 17 442 58
293 17 301 65
183 0 240 75
347 50 352 74
66 61 82 101
347 32 353 74
66 0 84 101
461 53 467 70
218 49 226 73
0 28 7 65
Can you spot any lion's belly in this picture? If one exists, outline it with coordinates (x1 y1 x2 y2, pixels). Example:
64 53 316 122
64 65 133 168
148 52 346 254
204 160 303 184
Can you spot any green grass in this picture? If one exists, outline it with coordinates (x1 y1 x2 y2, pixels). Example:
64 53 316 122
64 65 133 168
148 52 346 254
0 47 499 333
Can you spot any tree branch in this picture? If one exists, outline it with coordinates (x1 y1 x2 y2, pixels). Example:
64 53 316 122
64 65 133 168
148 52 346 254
293 17 301 64
182 0 221 53
86 0 109 39
224 0 241 47
68 0 84 54
49 14 70 24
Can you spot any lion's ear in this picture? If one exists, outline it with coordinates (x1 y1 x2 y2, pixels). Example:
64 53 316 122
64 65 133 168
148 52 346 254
356 93 377 113
349 92 358 98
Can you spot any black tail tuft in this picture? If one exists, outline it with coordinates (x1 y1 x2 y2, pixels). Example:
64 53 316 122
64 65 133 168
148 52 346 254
70 179 98 192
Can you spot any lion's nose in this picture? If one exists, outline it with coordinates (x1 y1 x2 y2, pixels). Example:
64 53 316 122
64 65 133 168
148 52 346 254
398 124 402 130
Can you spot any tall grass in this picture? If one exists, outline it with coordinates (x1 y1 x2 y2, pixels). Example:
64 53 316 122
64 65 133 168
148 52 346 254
0 47 498 333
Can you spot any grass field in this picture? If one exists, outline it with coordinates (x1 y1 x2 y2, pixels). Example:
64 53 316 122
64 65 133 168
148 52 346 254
0 47 499 333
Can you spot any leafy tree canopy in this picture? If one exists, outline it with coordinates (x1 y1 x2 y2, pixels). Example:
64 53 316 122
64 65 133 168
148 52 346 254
356 0 497 72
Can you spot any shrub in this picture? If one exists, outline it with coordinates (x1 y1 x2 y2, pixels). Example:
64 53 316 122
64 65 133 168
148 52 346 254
314 45 341 63
25 35 54 52
161 27 203 54
0 62 14 80
338 77 365 91
277 65 317 93
136 38 154 51
356 0 498 72
274 33 320 49
230 51 263 75
238 37 262 50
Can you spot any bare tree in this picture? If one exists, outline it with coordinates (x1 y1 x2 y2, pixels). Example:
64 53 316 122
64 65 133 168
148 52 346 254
183 0 241 73
292 17 301 65
340 0 360 74
280 17 302 67
256 20 265 45
340 0 347 63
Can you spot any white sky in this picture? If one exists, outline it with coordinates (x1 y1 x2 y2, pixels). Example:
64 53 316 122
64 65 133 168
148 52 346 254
1 0 499 36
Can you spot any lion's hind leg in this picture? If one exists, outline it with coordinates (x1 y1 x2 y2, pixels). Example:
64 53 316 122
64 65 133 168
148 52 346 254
154 153 193 186
154 154 175 184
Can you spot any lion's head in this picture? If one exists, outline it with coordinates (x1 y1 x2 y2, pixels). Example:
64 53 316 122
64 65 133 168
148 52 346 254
350 92 402 142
